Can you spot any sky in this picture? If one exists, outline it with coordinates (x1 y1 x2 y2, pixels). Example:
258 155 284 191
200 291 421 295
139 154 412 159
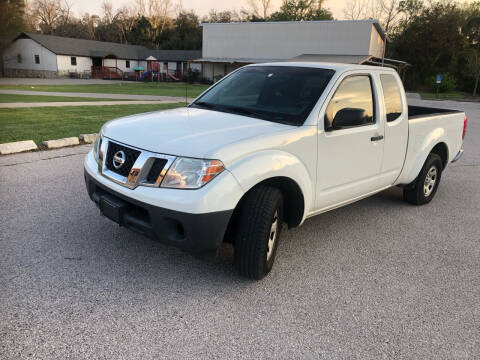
71 0 476 19
71 0 345 18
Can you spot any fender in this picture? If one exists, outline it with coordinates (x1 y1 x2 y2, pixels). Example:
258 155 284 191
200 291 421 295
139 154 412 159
396 127 447 185
227 149 313 224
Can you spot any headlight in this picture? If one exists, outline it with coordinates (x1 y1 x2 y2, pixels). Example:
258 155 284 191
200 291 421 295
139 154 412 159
161 157 225 189
92 130 103 161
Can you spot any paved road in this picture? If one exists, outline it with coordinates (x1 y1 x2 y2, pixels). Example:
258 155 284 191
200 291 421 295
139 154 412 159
0 89 192 102
1 99 479 359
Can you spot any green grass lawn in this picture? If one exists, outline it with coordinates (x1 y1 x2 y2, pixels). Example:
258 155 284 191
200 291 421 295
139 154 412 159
0 94 127 103
0 103 185 145
420 91 480 101
0 82 210 98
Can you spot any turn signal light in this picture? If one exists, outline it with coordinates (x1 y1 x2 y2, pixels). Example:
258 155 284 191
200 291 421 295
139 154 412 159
202 160 225 183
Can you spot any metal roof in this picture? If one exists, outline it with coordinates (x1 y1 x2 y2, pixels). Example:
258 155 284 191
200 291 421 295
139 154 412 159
19 33 201 61
150 50 202 62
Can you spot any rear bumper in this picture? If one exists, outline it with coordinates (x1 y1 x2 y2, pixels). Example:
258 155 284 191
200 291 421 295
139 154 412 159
85 170 233 252
452 148 464 163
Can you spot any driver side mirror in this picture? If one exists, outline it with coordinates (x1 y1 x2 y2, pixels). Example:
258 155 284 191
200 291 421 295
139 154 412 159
330 108 366 130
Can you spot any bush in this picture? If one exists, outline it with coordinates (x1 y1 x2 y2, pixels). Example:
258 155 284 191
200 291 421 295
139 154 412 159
213 74 224 83
425 73 457 93
186 68 201 84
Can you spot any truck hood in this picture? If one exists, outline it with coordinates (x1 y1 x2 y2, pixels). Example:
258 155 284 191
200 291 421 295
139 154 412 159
102 107 288 159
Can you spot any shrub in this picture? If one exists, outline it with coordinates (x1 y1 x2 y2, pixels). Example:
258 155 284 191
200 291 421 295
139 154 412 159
425 73 457 93
186 68 201 84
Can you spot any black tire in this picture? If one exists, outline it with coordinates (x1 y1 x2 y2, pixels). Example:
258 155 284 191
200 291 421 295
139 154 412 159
403 153 443 205
234 185 283 280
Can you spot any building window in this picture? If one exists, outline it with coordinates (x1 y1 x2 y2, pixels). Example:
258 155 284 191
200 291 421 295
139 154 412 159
71 56 77 66
34 55 40 64
17 54 22 63
126 60 130 68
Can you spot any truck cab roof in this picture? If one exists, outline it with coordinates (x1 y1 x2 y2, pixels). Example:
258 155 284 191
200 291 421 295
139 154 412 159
247 61 398 73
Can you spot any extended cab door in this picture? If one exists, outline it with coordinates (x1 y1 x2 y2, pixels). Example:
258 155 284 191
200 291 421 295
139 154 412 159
377 73 409 186
315 72 385 211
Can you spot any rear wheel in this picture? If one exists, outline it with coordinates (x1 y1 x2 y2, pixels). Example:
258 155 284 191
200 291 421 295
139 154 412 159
234 185 283 280
403 153 443 205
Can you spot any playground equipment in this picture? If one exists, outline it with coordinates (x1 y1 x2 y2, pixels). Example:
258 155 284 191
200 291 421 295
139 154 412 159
139 59 180 82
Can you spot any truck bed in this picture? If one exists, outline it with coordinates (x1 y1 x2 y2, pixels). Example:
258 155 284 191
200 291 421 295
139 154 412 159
396 105 465 186
408 105 463 120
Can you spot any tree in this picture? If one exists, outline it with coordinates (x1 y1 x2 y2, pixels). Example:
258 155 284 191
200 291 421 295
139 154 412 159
116 5 140 44
463 50 480 96
0 0 26 75
54 17 90 39
343 0 369 20
81 13 101 40
126 15 153 47
379 0 402 32
101 0 115 24
343 0 400 31
269 0 333 21
247 0 273 19
159 10 201 49
136 0 172 46
390 1 466 88
30 0 63 34
397 0 423 21
202 9 242 23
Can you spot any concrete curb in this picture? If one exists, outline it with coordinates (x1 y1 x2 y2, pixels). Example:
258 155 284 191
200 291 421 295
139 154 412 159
1 133 97 156
79 134 97 144
0 140 38 155
42 137 80 149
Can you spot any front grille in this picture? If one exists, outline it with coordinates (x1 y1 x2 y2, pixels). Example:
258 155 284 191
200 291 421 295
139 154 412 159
146 158 168 183
105 141 141 177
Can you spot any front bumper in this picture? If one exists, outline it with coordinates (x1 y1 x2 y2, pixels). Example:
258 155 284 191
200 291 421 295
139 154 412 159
85 170 233 252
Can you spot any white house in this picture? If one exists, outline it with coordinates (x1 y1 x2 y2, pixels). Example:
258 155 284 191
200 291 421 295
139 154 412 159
3 33 202 78
194 20 406 81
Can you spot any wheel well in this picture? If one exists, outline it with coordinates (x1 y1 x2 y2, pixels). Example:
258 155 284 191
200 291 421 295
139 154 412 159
223 177 305 243
431 142 449 168
259 177 305 228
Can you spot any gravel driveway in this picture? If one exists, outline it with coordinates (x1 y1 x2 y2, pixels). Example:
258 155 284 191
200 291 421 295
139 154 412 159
1 99 478 359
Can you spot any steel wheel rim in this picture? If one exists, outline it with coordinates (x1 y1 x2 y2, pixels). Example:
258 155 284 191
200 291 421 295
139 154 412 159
266 210 279 261
423 166 437 197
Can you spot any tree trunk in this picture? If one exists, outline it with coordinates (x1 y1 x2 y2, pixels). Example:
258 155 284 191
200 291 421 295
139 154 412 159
474 73 479 97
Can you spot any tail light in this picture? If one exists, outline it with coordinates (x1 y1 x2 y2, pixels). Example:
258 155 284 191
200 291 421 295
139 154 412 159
462 117 467 140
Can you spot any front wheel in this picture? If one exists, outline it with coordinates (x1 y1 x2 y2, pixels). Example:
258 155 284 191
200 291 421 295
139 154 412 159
403 153 443 205
234 185 283 280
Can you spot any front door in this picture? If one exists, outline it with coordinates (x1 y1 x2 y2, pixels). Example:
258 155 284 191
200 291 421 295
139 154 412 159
315 74 385 211
92 57 102 67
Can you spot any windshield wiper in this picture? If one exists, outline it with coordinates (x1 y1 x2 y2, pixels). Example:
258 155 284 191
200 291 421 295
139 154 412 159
191 101 216 109
222 105 268 120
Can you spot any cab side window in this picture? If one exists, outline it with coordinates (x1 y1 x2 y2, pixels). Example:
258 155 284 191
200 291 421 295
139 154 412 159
324 75 375 131
380 74 403 122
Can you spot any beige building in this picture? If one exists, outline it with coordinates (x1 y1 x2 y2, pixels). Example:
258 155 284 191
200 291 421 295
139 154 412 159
195 20 406 82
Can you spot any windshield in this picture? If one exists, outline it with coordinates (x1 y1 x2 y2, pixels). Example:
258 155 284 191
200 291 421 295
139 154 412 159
190 66 335 126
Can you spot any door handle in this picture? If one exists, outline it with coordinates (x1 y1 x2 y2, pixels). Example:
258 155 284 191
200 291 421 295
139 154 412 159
371 135 384 142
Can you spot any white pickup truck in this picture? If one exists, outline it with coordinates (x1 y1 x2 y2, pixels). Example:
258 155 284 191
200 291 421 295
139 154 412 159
84 63 467 279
